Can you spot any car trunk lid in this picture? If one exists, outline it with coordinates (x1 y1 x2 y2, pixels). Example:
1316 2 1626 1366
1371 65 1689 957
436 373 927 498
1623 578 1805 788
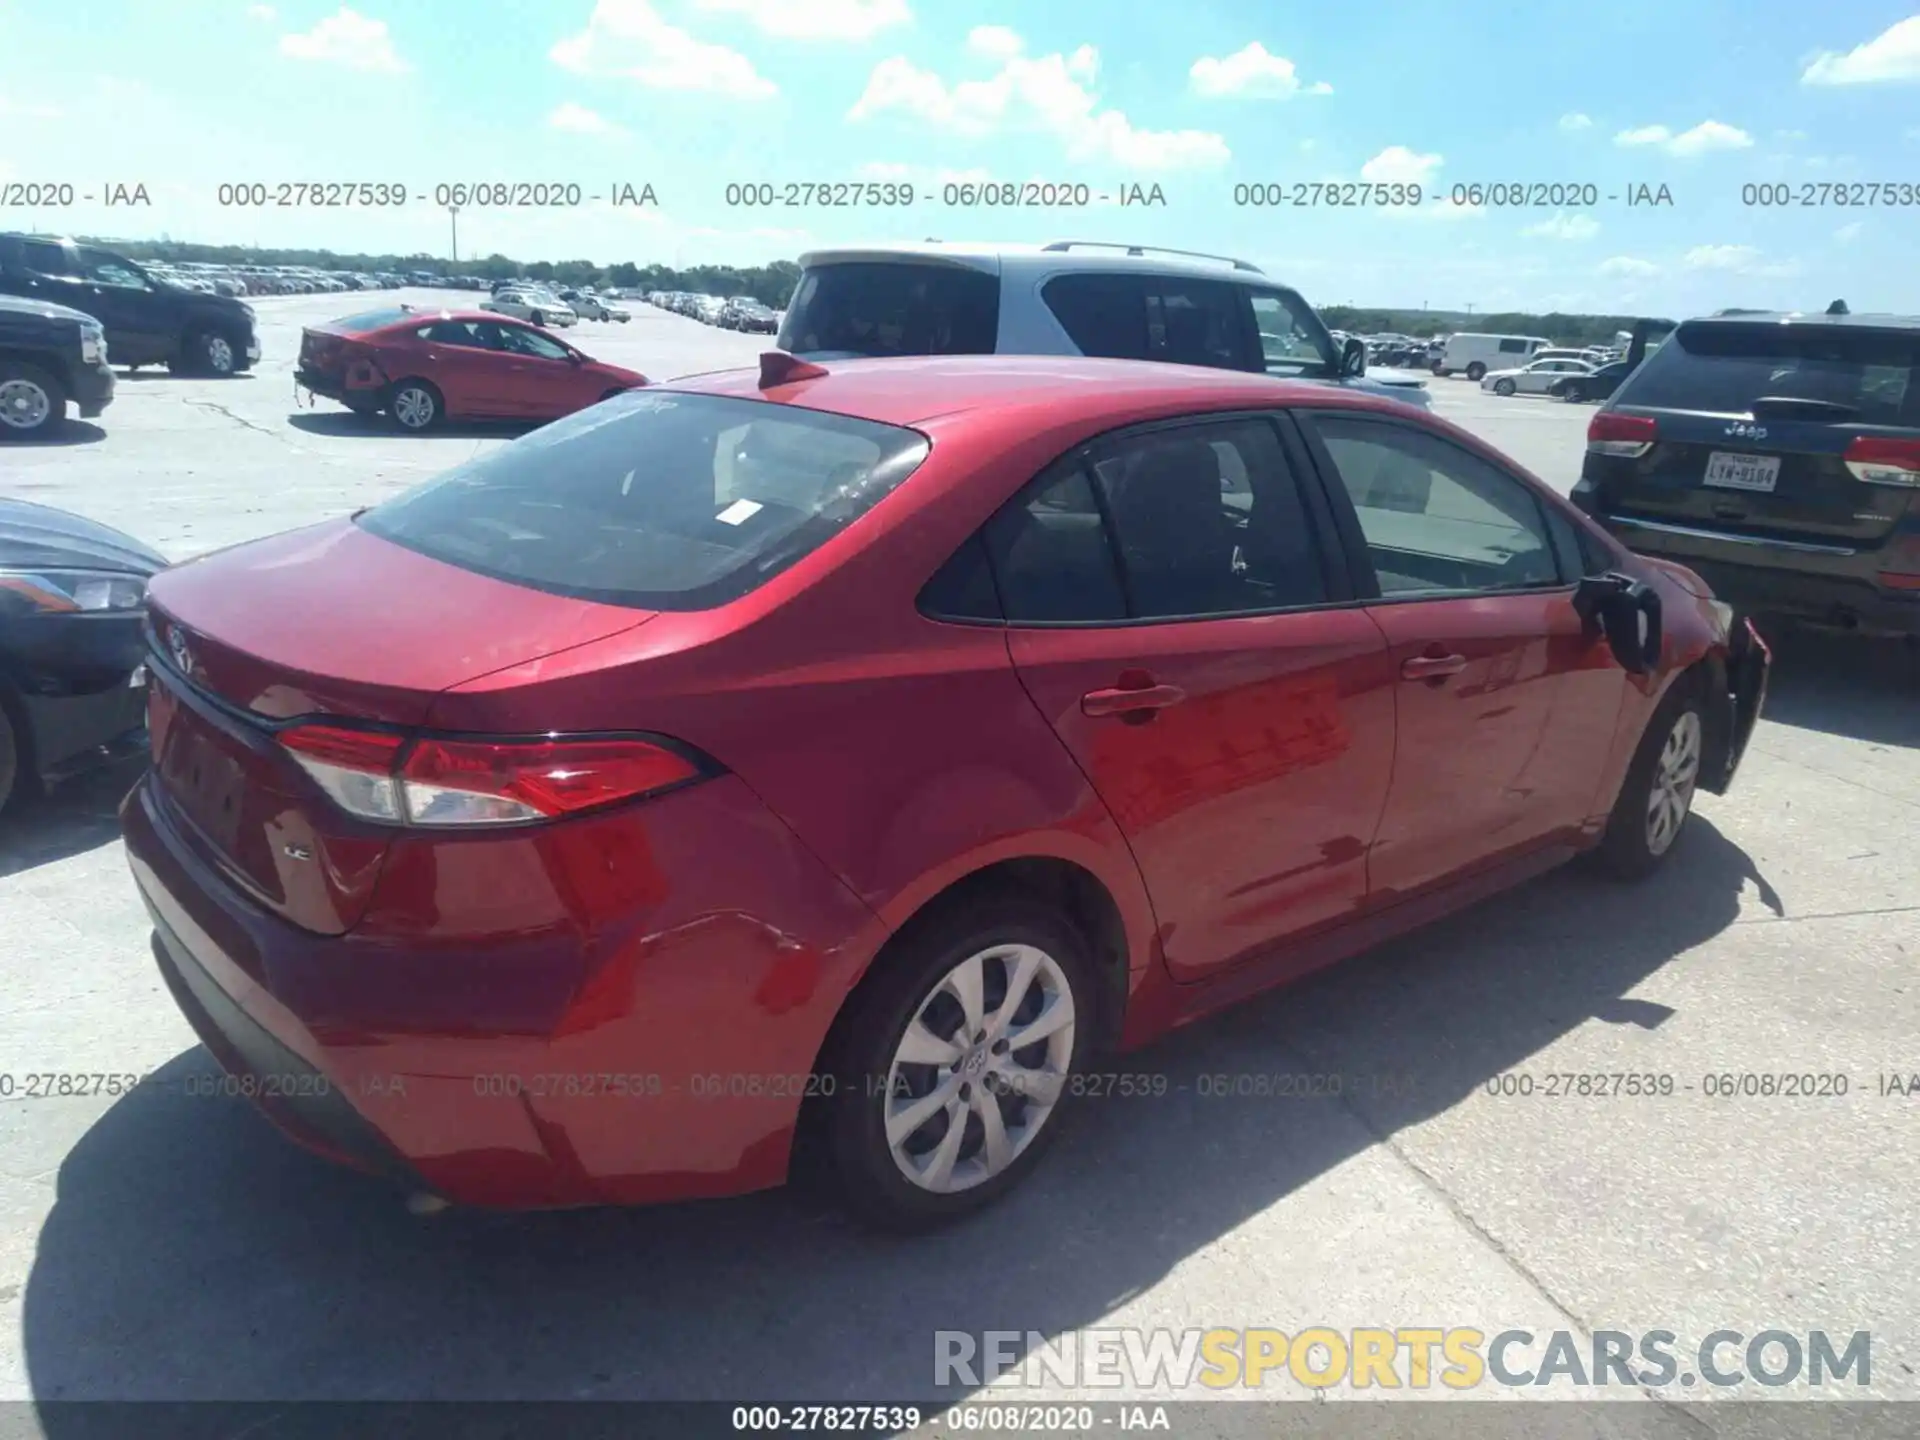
145 521 655 934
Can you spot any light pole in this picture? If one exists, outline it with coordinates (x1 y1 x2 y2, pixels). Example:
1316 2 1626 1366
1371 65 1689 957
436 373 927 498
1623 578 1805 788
447 204 461 264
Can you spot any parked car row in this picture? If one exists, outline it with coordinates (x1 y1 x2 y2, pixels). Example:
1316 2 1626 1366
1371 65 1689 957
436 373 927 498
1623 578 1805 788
647 289 783 333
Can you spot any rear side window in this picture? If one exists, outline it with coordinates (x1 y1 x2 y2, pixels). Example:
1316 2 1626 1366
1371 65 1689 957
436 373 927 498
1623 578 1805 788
20 241 74 277
1041 274 1252 370
1617 321 1920 425
984 467 1127 622
358 392 930 611
1498 338 1529 354
777 262 1000 357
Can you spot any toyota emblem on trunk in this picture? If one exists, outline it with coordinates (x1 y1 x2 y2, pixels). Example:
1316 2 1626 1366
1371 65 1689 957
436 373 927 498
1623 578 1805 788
168 627 194 677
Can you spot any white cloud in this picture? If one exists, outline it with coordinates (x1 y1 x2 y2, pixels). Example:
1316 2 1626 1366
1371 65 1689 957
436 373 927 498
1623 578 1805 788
1684 243 1762 270
1359 145 1442 184
1599 255 1659 278
1523 210 1600 241
1558 111 1593 131
1775 128 1808 142
967 24 1023 61
0 96 61 118
1614 119 1753 157
548 101 627 136
1802 16 1920 85
279 7 407 71
849 42 1229 169
552 0 775 97
1834 221 1864 242
693 0 909 42
1683 243 1800 277
247 3 276 19
1189 42 1331 99
857 160 914 179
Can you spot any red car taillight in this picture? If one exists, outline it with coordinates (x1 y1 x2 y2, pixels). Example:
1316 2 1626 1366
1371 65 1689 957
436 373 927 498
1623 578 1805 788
280 724 704 827
1844 436 1920 487
1586 412 1657 458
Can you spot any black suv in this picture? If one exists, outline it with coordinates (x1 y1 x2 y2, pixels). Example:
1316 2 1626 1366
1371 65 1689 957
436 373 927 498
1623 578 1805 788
0 293 114 438
1572 310 1920 637
0 233 260 376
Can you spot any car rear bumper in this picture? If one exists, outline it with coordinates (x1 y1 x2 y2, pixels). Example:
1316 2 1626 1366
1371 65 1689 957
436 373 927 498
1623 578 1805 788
119 768 884 1210
1591 512 1920 637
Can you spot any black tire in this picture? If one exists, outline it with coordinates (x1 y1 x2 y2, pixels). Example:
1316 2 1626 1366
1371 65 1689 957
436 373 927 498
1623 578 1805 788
1562 382 1586 403
817 895 1099 1232
0 361 66 440
387 379 443 433
530 310 546 327
1465 362 1487 382
1493 378 1516 396
1430 361 1445 376
176 330 242 377
1591 681 1705 881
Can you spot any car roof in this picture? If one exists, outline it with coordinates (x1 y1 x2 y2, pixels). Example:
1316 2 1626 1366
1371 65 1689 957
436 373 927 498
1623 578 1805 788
793 240 1292 288
1680 311 1920 332
665 353 1412 430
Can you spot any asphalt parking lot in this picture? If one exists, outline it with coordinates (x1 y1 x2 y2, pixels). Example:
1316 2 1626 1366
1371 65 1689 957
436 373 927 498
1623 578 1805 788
1 291 1917 1422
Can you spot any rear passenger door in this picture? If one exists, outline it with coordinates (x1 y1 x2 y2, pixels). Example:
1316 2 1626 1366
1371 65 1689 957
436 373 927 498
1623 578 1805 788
1038 274 1257 371
988 414 1397 982
1296 410 1626 901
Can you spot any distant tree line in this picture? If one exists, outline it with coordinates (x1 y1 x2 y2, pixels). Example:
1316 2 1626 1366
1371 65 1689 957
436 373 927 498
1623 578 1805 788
78 237 804 307
1321 306 1676 348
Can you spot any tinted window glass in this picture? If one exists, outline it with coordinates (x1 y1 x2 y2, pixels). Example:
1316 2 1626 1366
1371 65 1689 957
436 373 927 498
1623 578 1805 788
1498 338 1529 354
419 320 497 347
1615 321 1920 425
1310 415 1561 596
1041 274 1152 360
984 467 1127 623
75 249 148 289
918 533 1003 621
1090 421 1329 616
1147 281 1246 369
358 392 930 611
21 241 74 277
777 262 1000 357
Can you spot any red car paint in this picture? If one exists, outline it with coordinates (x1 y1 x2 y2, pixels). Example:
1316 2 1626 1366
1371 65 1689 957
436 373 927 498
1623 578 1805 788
124 354 1761 1209
296 309 645 422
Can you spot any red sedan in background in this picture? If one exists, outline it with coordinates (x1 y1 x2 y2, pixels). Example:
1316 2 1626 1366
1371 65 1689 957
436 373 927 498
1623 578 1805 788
124 354 1768 1231
295 306 646 432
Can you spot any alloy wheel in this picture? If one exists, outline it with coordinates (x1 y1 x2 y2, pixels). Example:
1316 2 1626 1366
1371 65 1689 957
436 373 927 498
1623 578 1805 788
1645 710 1701 857
0 378 51 431
205 336 234 374
392 386 435 430
882 943 1076 1194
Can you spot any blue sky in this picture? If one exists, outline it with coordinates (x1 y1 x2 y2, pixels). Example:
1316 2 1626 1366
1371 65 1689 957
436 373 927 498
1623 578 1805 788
4 0 1920 314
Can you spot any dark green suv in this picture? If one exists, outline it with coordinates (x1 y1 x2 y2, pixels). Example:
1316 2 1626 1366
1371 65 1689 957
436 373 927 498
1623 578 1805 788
1572 311 1920 637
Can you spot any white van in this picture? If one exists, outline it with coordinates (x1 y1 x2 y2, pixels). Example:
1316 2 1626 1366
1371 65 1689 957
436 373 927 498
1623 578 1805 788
1434 333 1552 380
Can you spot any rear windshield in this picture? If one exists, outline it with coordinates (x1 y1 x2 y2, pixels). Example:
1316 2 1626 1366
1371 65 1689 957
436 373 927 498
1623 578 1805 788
335 307 415 332
777 262 1000 358
1616 321 1920 425
357 392 931 610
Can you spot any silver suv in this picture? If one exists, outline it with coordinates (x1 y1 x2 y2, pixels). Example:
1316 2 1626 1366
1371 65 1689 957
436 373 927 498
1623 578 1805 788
775 240 1431 410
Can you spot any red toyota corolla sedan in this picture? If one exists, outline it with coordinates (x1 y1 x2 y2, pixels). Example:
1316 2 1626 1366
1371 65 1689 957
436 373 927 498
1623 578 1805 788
294 306 646 431
123 354 1770 1230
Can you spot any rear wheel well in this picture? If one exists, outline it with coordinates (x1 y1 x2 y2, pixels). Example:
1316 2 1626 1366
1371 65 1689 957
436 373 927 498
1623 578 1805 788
790 858 1131 1182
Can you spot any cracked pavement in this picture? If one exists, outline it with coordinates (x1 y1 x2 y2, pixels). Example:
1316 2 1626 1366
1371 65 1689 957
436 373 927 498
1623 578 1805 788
0 292 1915 1422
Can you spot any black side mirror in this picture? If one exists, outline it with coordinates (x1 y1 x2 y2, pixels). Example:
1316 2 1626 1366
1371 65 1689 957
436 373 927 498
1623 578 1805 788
1340 336 1368 377
1573 571 1663 675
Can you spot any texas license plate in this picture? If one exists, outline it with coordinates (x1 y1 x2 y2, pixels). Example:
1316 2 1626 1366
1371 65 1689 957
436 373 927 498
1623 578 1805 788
1703 452 1780 493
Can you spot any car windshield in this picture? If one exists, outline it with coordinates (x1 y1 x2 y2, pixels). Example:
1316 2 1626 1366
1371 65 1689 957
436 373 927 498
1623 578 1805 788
357 391 931 611
1618 321 1920 424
